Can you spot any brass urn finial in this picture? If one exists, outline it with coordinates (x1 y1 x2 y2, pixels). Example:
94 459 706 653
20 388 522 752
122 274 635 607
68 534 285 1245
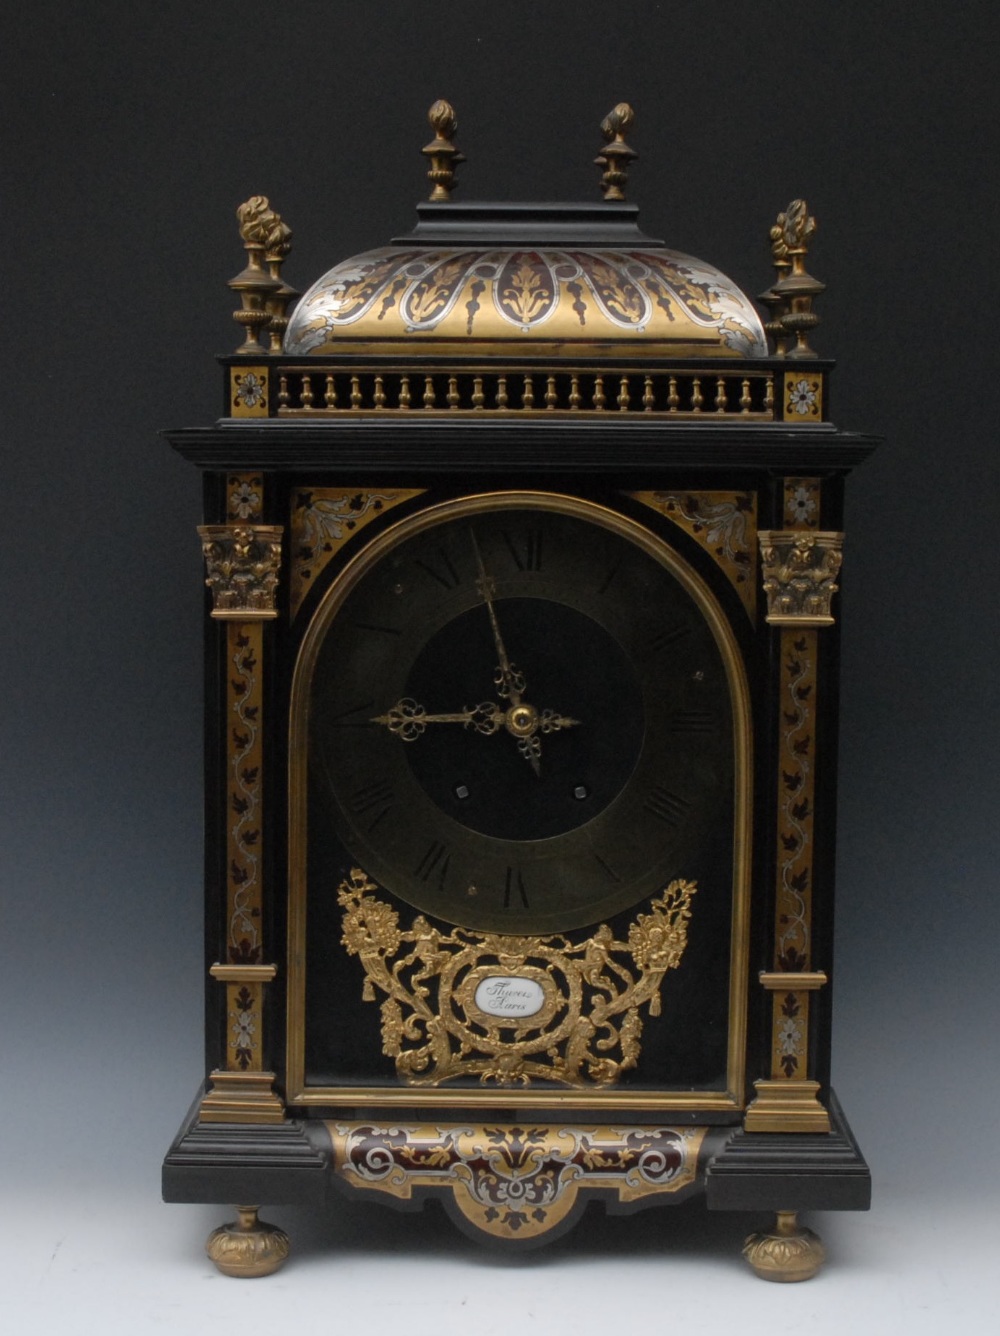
770 199 825 359
263 212 298 354
229 196 282 354
422 99 465 202
595 103 637 201
759 212 794 355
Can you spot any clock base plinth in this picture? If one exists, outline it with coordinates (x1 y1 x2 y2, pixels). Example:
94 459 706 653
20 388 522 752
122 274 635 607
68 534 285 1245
164 1084 869 1273
742 1212 825 1282
205 1206 290 1278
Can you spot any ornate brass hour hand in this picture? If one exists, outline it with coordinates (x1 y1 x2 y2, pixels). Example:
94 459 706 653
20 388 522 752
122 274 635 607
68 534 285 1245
372 698 503 741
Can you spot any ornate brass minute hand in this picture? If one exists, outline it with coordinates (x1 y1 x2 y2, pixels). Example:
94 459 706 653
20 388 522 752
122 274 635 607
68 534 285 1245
469 530 525 705
469 529 544 774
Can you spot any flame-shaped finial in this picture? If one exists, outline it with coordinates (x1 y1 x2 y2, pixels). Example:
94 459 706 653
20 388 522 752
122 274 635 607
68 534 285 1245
595 103 637 201
422 99 465 202
769 200 824 359
229 196 282 353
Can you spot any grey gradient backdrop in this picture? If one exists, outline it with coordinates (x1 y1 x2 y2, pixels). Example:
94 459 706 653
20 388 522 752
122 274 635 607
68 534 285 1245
2 2 998 1330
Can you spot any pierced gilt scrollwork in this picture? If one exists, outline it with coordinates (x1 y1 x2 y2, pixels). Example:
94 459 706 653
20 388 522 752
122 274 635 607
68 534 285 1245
329 1123 706 1240
336 868 697 1088
198 524 283 619
758 531 843 626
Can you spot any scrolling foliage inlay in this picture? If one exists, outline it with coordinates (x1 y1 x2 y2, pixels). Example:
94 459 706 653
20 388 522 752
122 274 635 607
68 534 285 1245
227 624 263 968
771 628 817 1079
336 868 697 1088
289 488 425 617
329 1122 706 1240
627 490 757 619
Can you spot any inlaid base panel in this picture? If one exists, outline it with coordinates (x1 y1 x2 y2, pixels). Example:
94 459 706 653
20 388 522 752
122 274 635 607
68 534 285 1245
164 1085 868 1272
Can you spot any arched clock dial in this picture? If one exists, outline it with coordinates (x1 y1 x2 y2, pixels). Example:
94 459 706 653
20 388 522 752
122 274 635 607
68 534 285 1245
307 492 736 934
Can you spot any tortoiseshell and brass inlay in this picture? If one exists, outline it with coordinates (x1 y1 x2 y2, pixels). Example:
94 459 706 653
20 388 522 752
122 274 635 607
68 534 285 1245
328 1122 706 1240
199 475 284 1124
746 477 832 1133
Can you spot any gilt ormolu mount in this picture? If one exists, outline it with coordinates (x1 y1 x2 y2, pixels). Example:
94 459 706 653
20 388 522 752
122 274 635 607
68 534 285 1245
162 101 874 1282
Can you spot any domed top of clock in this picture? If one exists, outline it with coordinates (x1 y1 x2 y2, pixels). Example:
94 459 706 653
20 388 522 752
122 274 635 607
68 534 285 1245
225 104 828 421
277 101 769 360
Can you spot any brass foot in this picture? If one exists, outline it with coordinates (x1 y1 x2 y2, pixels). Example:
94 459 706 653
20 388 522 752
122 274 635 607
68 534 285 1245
743 1210 825 1282
206 1205 290 1278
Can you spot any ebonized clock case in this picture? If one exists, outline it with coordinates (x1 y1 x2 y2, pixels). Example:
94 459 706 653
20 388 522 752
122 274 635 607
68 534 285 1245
162 183 875 1282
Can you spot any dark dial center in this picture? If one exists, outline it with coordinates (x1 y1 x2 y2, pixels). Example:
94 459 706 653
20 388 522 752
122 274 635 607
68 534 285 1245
403 598 645 841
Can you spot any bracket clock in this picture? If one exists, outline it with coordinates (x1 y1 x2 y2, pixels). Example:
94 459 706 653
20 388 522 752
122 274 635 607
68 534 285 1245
163 101 875 1281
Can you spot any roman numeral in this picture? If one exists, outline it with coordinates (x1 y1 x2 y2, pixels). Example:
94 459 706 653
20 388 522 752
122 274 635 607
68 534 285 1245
349 777 395 831
592 852 622 882
414 841 452 889
502 527 543 572
643 785 692 828
646 621 692 655
351 620 402 636
503 866 529 909
415 548 461 589
598 555 622 594
330 699 376 724
668 709 717 734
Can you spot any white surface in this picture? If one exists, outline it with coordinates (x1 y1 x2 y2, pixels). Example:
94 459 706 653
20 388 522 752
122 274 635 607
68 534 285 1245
4 1170 997 1334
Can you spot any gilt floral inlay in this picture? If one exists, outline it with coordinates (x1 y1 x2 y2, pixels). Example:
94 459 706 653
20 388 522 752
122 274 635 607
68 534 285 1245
232 370 267 411
627 490 757 619
227 473 263 521
328 1122 706 1240
783 477 821 529
786 378 818 416
285 246 767 355
770 629 818 1078
289 488 424 617
226 624 263 966
227 982 260 1071
335 867 697 1088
